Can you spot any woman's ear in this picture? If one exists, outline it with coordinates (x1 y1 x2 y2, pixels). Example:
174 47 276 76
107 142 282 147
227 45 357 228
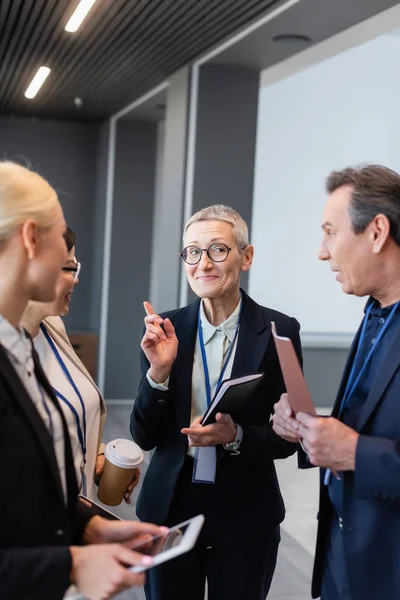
21 220 38 260
241 245 254 272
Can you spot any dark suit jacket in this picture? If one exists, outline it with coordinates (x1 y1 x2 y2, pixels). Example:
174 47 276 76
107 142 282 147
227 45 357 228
131 290 302 533
0 344 93 600
311 321 400 600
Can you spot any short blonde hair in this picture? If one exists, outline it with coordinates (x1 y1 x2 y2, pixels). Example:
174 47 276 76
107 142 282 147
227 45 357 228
0 161 59 243
184 204 249 247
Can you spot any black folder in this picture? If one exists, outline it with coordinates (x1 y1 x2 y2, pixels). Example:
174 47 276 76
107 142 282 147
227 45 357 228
201 372 264 426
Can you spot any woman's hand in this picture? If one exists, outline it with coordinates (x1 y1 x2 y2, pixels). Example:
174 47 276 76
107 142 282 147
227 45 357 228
95 454 141 504
95 453 106 478
124 467 141 504
141 301 178 383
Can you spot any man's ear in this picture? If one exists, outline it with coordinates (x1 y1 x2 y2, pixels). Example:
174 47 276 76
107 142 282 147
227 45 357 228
21 220 38 260
241 245 254 272
370 214 390 254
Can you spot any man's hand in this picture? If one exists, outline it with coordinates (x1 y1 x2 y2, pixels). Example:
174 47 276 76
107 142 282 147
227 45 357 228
271 393 300 443
141 301 178 383
83 516 168 547
181 413 237 447
294 413 359 471
69 544 153 600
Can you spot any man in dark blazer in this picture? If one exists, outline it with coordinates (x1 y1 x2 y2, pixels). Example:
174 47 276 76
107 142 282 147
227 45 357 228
0 335 166 599
131 205 302 600
273 165 400 600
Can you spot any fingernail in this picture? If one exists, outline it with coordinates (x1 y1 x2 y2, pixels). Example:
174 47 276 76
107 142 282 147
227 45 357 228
142 556 153 565
160 526 169 533
286 410 291 416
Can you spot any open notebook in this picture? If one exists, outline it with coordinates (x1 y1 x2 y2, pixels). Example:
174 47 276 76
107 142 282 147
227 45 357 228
201 372 264 426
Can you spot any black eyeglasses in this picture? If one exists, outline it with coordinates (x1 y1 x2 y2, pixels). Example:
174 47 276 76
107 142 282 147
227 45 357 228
62 262 81 282
180 243 234 265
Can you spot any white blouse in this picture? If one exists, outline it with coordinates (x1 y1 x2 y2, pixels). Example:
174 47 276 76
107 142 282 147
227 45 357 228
34 327 101 499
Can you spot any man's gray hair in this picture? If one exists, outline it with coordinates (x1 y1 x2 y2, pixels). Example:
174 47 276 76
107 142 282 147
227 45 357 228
184 204 249 247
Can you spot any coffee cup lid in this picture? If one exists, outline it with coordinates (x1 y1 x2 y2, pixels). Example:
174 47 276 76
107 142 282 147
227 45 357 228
105 439 144 469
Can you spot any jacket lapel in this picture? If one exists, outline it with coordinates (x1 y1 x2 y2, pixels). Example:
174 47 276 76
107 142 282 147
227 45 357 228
172 301 199 430
231 290 269 376
0 346 66 505
357 327 400 431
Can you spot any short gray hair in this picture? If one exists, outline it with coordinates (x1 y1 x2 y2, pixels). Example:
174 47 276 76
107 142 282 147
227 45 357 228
184 204 249 247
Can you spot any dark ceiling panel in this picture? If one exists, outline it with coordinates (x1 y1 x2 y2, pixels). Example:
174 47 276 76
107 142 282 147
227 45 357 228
0 0 397 121
0 0 281 120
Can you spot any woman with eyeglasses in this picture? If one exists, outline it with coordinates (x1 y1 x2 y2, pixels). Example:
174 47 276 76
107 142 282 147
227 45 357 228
131 204 303 600
21 227 139 502
0 161 164 600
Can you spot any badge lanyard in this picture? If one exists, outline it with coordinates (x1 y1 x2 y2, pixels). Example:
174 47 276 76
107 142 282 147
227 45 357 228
324 300 399 485
198 301 242 407
40 324 87 495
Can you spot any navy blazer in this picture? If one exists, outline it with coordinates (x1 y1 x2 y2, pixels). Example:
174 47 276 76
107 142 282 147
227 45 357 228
311 320 400 599
0 343 93 599
131 290 302 533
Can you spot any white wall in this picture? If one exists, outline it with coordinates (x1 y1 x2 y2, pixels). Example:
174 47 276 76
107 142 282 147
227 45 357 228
250 34 400 338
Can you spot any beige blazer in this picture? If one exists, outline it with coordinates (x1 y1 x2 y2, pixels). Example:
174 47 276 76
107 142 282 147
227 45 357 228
42 315 107 454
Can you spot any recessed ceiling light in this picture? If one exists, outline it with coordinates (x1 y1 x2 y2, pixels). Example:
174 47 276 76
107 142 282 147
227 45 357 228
272 34 312 44
24 66 51 99
65 0 98 33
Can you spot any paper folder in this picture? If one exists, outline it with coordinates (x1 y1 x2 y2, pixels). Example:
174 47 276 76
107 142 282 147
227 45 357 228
271 322 316 416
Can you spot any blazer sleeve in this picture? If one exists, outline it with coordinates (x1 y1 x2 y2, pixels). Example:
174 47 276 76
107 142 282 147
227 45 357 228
130 349 172 451
354 435 400 503
238 317 302 463
0 546 72 599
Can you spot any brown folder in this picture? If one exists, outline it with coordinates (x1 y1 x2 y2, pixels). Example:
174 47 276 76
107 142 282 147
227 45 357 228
271 322 316 416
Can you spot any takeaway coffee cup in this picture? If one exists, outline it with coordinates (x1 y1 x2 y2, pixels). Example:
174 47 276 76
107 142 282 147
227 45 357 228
97 439 144 506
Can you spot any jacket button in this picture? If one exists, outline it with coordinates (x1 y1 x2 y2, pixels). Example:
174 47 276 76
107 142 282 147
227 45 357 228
157 399 167 407
53 529 64 536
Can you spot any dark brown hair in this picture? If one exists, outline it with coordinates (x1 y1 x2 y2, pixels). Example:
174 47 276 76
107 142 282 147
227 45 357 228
326 165 400 245
63 226 76 252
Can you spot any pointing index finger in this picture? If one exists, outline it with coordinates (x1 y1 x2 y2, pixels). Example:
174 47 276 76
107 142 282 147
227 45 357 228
143 301 155 316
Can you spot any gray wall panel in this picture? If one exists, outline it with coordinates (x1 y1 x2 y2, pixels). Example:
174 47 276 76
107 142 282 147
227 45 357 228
150 68 190 313
187 65 259 300
303 347 349 409
91 121 110 334
105 120 157 399
0 116 100 331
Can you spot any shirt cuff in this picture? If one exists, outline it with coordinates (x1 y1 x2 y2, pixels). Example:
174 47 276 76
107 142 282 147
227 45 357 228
146 370 169 391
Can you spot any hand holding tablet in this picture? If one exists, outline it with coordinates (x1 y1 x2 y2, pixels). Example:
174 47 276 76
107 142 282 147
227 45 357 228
129 514 205 573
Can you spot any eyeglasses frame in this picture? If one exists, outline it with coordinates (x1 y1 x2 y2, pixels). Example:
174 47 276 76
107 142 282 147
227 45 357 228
179 243 248 265
62 261 81 282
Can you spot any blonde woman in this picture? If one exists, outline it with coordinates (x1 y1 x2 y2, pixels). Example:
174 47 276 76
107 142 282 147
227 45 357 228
21 227 138 501
0 162 163 600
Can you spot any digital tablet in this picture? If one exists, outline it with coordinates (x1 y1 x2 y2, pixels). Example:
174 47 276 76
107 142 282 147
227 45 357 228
130 514 205 573
77 494 122 520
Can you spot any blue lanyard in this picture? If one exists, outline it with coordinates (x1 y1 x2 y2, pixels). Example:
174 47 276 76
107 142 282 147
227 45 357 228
324 300 399 486
338 300 399 417
40 324 87 465
198 302 242 407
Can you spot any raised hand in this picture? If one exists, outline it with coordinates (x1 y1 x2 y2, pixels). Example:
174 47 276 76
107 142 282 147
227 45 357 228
141 301 178 383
